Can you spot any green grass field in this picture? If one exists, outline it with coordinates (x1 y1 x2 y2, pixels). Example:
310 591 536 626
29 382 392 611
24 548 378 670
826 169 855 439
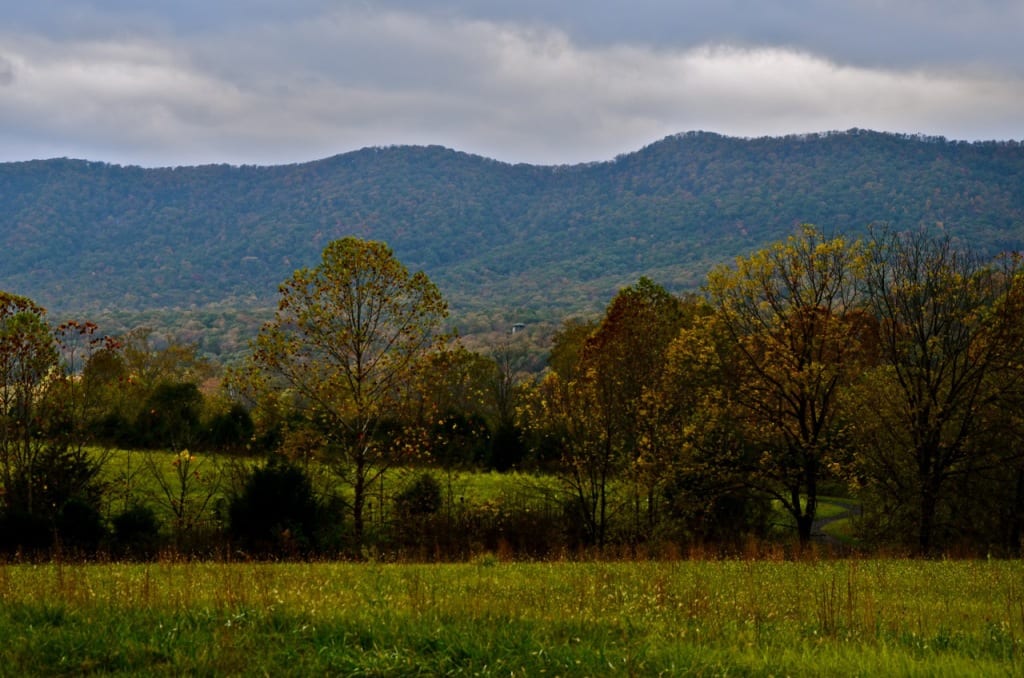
97 447 852 527
97 446 566 534
1 559 1020 675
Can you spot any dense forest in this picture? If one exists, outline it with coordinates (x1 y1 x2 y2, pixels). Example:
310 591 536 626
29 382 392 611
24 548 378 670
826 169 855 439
2 130 1024 361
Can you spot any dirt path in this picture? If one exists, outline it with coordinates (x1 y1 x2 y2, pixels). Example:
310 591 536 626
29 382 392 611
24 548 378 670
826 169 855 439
812 498 861 544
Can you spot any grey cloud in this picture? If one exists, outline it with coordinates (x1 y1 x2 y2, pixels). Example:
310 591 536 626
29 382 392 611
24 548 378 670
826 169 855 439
9 1 1024 73
369 0 1024 73
0 57 13 86
0 2 1022 167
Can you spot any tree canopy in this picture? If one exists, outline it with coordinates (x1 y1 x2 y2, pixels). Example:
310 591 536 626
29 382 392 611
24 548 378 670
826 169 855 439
237 237 448 548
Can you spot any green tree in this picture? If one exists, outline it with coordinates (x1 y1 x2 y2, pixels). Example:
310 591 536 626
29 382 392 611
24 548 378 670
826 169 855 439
413 346 494 467
414 341 532 471
145 449 223 547
91 330 213 450
0 296 111 554
0 292 59 518
228 455 322 557
79 342 132 446
204 401 256 454
525 368 617 547
240 237 448 549
121 329 213 394
486 338 530 471
50 320 119 453
856 228 1024 553
656 313 775 546
137 382 204 451
547 318 597 383
521 317 607 545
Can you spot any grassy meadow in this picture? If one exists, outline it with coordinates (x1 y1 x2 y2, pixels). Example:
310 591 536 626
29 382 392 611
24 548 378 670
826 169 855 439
98 446 855 544
1 558 1021 676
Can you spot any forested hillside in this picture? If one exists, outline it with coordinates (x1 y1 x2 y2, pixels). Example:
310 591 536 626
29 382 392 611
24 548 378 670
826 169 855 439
2 129 1023 349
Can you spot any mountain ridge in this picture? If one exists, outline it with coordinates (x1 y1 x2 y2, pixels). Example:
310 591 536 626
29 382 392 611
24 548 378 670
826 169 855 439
2 129 1023 340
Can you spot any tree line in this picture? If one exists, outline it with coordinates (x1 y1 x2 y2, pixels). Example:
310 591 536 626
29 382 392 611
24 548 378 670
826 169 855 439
1 228 1022 559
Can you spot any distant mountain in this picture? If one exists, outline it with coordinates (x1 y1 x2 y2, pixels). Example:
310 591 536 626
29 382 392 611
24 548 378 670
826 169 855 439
2 129 1023 341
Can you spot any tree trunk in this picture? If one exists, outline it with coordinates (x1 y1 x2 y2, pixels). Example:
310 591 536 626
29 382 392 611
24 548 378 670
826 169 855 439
796 513 814 548
1010 470 1024 556
352 459 366 553
918 476 941 556
792 468 817 548
800 468 818 547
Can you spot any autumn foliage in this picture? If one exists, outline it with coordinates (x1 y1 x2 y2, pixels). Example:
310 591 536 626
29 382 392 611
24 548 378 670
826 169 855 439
2 230 1024 559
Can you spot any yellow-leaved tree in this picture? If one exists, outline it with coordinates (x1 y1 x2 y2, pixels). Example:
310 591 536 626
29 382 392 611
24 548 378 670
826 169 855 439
701 225 871 546
235 238 448 550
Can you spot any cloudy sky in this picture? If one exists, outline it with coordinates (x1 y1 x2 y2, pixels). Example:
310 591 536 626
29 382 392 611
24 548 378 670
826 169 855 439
2 1 1022 167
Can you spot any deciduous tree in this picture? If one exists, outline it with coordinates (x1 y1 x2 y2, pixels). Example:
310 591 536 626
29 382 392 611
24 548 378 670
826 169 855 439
0 292 59 518
579 278 690 541
704 226 868 546
525 280 691 546
239 237 448 549
856 228 1024 553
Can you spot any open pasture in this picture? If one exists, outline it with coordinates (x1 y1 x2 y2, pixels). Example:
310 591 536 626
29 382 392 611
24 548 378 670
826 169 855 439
0 558 1021 675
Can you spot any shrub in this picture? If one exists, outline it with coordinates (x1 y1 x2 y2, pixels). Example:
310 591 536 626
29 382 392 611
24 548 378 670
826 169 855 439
395 473 443 517
136 381 203 450
55 498 108 554
111 505 162 559
204 403 255 453
228 455 322 557
0 509 50 555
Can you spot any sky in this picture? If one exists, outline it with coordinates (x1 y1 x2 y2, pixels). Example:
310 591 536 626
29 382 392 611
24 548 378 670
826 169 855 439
1 1 1022 167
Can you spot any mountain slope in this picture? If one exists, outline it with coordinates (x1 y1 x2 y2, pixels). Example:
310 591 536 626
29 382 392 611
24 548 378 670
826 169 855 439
2 130 1023 327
